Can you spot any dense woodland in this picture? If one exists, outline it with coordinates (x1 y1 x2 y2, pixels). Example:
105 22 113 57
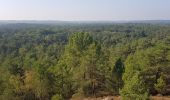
0 22 170 100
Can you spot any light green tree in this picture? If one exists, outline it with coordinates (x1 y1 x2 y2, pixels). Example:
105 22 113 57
121 72 149 100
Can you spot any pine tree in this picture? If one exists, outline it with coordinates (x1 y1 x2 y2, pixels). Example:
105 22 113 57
121 72 149 100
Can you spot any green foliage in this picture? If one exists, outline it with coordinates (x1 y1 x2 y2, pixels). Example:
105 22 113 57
113 58 124 91
51 94 63 100
121 72 149 100
0 23 170 99
68 32 93 52
154 74 166 94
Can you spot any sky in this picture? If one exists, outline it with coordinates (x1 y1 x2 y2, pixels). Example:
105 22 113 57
0 0 170 21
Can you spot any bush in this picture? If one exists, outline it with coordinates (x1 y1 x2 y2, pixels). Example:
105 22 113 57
154 74 166 94
51 94 63 100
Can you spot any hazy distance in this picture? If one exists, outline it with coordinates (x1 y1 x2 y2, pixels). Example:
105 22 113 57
0 0 170 21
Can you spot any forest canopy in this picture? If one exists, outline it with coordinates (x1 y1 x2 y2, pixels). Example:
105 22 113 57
0 22 170 100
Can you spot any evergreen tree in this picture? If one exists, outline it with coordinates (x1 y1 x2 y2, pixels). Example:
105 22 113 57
121 72 149 100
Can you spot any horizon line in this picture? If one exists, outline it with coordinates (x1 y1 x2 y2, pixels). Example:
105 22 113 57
0 19 170 22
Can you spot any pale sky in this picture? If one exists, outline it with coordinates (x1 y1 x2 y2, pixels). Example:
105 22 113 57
0 0 170 21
